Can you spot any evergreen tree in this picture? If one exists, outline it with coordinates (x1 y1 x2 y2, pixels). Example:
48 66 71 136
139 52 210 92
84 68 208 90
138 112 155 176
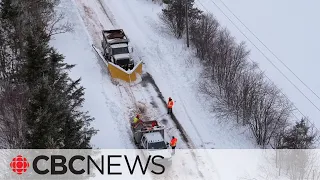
0 0 96 149
162 0 202 38
49 51 97 148
23 36 97 148
279 118 317 149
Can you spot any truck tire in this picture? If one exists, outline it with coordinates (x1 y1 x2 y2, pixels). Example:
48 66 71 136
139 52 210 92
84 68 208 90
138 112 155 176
134 137 138 144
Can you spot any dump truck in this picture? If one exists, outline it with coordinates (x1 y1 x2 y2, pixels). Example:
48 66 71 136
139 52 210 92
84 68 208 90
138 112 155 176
101 29 134 71
131 120 172 165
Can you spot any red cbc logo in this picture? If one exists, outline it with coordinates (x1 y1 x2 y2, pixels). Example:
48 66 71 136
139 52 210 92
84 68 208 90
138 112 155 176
10 155 30 175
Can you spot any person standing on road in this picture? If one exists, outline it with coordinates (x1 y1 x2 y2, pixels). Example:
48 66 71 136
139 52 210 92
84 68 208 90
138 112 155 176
167 97 174 114
170 136 177 154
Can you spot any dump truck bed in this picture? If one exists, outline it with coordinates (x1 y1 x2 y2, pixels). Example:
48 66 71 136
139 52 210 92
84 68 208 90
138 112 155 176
102 29 129 45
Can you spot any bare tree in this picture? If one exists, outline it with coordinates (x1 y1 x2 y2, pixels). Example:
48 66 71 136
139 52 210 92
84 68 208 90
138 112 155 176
0 82 28 148
9 0 72 40
161 0 201 38
248 82 292 148
232 65 262 125
162 0 315 150
47 11 73 37
189 13 219 62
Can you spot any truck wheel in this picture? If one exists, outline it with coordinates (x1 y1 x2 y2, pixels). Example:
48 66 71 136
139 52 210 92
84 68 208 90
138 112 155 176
134 137 137 144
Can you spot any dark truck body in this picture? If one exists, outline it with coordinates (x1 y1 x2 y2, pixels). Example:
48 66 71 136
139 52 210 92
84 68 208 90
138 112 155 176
101 29 134 70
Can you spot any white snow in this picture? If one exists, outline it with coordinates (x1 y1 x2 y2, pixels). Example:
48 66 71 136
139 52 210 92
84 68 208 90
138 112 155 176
51 0 260 151
50 0 135 149
103 0 256 148
42 0 320 179
195 0 320 128
50 0 222 179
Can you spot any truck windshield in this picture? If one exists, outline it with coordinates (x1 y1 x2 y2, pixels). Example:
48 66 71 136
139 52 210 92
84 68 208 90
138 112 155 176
148 142 167 149
116 58 130 65
112 47 129 55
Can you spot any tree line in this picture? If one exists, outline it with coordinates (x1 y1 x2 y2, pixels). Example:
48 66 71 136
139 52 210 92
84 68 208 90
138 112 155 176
0 0 97 148
160 0 318 149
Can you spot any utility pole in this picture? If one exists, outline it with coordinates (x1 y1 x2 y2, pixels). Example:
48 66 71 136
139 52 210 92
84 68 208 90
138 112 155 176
185 0 189 47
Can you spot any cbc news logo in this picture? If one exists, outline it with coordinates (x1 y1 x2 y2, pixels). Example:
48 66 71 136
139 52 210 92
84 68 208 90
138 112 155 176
10 155 30 175
8 153 168 177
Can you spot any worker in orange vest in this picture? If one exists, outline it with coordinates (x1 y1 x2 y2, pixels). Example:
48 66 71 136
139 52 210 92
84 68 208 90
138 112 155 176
167 97 174 115
170 136 177 154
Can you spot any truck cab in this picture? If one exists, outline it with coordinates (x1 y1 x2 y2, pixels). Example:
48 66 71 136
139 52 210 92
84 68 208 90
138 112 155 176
109 43 134 70
131 120 172 165
101 29 134 71
140 132 172 164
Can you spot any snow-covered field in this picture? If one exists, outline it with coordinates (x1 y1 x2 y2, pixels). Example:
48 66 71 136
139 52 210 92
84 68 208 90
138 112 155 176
195 0 320 128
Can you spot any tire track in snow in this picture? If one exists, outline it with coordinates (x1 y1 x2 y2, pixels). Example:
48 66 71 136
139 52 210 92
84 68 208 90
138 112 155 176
93 53 134 148
154 42 205 146
96 0 118 28
72 0 137 148
100 90 133 148
150 32 219 178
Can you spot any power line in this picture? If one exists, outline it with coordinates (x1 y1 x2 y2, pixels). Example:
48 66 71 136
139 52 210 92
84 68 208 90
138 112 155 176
248 56 306 120
216 0 320 103
203 0 320 114
194 0 320 133
195 0 209 12
186 0 190 47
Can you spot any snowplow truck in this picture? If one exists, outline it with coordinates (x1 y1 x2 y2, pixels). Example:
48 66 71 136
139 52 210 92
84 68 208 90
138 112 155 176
101 29 134 71
131 120 172 165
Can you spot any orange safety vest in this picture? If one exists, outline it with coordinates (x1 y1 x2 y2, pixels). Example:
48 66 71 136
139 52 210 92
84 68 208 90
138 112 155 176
170 138 177 147
167 100 174 108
